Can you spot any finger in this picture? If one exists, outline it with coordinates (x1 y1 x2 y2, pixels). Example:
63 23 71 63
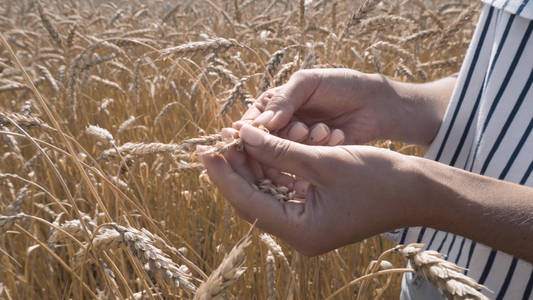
241 103 264 121
198 150 294 233
286 121 309 142
327 129 345 146
221 127 239 140
239 124 323 183
307 123 331 145
252 110 275 126
232 120 249 130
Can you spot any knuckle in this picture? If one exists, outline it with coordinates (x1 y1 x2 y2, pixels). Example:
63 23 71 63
290 69 313 83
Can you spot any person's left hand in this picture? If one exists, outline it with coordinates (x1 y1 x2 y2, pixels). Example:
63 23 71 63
198 124 419 256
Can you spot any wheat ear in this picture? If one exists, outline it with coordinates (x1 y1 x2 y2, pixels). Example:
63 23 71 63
193 233 251 300
397 243 489 300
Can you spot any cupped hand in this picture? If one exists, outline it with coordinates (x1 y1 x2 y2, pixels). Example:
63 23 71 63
237 68 400 145
198 125 419 256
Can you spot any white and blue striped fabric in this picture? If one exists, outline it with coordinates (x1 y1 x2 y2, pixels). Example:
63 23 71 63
386 3 533 299
482 0 533 20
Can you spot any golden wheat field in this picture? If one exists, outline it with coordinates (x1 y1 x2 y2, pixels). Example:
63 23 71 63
0 0 481 299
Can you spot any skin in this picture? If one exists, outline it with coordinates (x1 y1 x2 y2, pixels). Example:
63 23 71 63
198 69 533 263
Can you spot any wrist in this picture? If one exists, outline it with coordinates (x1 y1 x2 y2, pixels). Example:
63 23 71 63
367 74 454 145
383 152 434 228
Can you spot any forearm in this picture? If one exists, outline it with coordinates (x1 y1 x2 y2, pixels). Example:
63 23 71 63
403 155 533 263
370 75 456 145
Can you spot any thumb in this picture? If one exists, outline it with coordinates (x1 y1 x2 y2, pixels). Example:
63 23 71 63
252 70 320 131
240 124 322 182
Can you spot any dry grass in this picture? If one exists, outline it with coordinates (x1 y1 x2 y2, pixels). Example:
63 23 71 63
0 0 481 299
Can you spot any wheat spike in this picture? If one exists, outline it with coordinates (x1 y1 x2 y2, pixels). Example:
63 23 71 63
36 64 59 94
97 142 186 161
110 224 197 293
265 250 276 300
0 213 28 233
86 125 115 145
0 111 53 130
74 228 122 265
361 15 414 30
220 75 251 115
48 217 96 244
258 48 286 95
117 116 137 135
161 38 241 58
368 41 416 63
337 0 381 43
36 1 62 47
194 233 251 300
89 76 126 96
402 29 441 44
397 243 489 300
5 184 30 216
259 233 290 269
207 65 238 85
273 62 296 86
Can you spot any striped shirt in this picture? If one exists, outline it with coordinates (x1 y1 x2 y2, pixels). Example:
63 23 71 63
482 0 533 19
386 3 533 299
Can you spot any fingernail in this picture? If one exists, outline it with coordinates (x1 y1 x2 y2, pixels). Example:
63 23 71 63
240 124 266 147
253 110 274 126
309 124 329 142
327 129 345 146
288 122 308 141
232 120 251 130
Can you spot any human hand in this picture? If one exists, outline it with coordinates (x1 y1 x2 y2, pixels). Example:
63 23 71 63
198 124 420 256
238 68 455 147
237 68 400 146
